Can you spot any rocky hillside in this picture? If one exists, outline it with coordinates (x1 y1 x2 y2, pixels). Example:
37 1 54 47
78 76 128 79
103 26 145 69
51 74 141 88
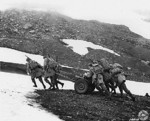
1 9 150 82
33 89 150 121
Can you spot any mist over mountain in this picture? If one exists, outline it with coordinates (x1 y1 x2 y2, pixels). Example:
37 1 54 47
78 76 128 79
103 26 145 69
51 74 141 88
1 9 150 82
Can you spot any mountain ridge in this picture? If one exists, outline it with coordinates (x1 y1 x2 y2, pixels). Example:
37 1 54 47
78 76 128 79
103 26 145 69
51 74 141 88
0 9 150 82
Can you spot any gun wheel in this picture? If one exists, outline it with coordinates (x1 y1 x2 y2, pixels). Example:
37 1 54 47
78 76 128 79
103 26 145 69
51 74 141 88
74 79 88 94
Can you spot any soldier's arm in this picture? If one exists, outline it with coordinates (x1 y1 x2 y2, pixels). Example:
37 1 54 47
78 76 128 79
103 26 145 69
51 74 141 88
43 59 48 70
56 64 62 72
26 63 31 75
37 62 43 69
84 70 93 78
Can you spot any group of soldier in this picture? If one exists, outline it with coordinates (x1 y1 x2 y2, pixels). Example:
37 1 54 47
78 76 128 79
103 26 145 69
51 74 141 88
26 55 64 90
84 58 135 101
26 55 135 101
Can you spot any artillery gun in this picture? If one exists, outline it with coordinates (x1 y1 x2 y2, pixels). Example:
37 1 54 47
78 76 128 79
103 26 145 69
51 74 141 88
58 67 96 94
74 75 95 94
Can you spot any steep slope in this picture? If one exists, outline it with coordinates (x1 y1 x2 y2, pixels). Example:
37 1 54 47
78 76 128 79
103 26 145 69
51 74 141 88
0 9 150 56
0 9 150 82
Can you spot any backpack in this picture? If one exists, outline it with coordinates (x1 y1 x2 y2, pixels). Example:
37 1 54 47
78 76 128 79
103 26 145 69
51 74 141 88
29 61 39 70
111 67 122 76
92 64 103 74
98 58 110 70
47 57 58 69
112 63 123 69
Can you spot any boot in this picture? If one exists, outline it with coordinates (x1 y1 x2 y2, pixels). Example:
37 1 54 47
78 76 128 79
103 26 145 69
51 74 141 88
43 85 46 89
32 78 37 87
38 77 46 89
128 92 136 102
33 84 37 87
62 83 64 88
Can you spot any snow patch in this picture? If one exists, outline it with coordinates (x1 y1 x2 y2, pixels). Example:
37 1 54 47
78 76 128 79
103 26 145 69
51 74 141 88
0 47 44 65
0 72 62 121
126 80 150 96
62 39 120 56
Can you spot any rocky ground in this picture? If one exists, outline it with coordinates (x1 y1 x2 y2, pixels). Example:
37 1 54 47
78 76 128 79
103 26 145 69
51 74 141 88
31 89 150 121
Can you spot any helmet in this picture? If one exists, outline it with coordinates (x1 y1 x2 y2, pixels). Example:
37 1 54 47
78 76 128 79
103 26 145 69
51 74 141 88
26 57 31 62
113 63 123 69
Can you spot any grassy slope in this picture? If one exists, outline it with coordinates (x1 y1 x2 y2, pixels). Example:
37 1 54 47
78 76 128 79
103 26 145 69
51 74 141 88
33 89 150 121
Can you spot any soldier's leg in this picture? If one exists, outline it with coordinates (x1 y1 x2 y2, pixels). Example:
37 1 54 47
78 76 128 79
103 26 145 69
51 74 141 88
95 83 103 92
44 76 53 89
54 75 60 89
104 81 110 92
55 82 59 89
38 76 46 89
53 74 59 89
117 74 125 97
100 83 110 96
119 85 123 97
93 76 103 93
98 74 110 96
51 75 59 89
57 80 64 88
55 74 63 88
31 77 37 87
109 80 117 94
50 76 56 90
105 81 116 93
121 82 135 101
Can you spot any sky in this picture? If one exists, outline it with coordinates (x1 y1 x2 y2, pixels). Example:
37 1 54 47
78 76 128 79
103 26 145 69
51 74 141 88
0 0 150 39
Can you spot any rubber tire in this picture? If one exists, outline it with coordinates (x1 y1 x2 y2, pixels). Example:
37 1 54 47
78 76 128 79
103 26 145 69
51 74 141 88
74 78 89 94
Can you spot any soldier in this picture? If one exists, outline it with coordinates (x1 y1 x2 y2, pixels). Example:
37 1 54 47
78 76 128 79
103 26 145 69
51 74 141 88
43 55 64 90
26 57 46 89
87 62 110 96
98 59 116 94
102 70 116 94
110 63 135 101
54 63 64 89
93 58 116 93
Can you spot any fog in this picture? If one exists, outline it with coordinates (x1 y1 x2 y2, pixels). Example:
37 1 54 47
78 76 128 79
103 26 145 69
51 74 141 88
0 0 150 39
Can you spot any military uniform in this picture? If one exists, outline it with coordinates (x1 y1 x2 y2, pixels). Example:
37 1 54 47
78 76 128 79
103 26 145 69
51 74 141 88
88 63 110 96
102 71 115 93
43 57 56 89
98 59 116 93
111 63 135 101
43 56 64 89
26 58 46 89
